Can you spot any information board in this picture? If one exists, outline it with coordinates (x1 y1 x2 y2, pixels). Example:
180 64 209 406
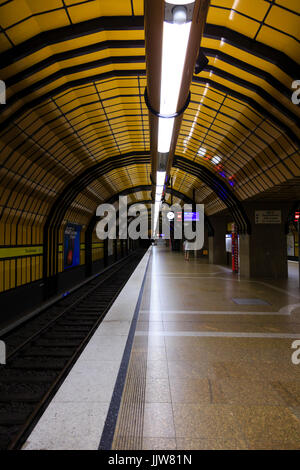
255 210 281 224
184 212 199 221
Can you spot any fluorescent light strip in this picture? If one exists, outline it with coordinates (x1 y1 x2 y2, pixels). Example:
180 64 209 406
165 0 194 5
157 171 166 186
157 13 192 154
160 21 191 116
158 118 175 154
155 1 194 231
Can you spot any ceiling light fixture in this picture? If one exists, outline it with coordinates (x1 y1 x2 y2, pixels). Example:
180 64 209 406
157 170 166 186
212 155 221 165
198 147 206 157
153 170 166 234
157 1 195 154
153 1 195 236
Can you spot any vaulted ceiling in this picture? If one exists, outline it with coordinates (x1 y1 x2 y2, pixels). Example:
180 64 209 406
0 0 299 245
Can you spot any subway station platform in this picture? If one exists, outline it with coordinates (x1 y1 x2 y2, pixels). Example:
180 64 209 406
23 246 300 451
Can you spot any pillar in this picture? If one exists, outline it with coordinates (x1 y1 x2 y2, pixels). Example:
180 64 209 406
208 216 227 265
239 233 250 278
239 203 289 279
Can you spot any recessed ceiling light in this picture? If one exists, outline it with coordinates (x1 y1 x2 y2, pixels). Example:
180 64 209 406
198 147 206 156
211 155 221 165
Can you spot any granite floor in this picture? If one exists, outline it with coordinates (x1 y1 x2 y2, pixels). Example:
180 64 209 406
23 246 300 450
132 246 300 450
23 249 152 450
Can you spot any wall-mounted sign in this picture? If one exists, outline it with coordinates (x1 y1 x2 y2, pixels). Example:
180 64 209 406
227 222 234 232
0 246 43 259
64 223 81 269
255 210 281 224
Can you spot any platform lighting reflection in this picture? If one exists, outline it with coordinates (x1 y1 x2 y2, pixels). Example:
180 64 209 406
183 104 202 151
229 0 240 21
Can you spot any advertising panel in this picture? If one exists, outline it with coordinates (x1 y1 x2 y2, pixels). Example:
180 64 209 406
64 223 81 269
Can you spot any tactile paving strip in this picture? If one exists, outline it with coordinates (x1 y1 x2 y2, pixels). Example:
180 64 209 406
111 338 148 450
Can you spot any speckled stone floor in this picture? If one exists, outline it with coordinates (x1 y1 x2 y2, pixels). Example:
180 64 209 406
126 246 300 450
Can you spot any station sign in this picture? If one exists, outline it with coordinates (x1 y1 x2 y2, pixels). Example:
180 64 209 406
184 211 199 221
174 211 200 221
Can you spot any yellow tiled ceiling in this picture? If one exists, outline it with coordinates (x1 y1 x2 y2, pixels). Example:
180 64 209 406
0 0 299 236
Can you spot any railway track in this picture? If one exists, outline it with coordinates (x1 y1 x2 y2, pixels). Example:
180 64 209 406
0 250 146 450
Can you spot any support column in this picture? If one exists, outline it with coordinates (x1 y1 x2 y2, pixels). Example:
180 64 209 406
240 203 289 279
208 216 227 265
239 233 250 278
196 225 209 258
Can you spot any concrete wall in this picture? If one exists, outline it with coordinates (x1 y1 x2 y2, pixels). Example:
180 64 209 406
207 202 291 279
208 216 227 265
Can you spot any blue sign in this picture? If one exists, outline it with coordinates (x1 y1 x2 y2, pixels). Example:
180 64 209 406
184 212 199 221
64 223 81 269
